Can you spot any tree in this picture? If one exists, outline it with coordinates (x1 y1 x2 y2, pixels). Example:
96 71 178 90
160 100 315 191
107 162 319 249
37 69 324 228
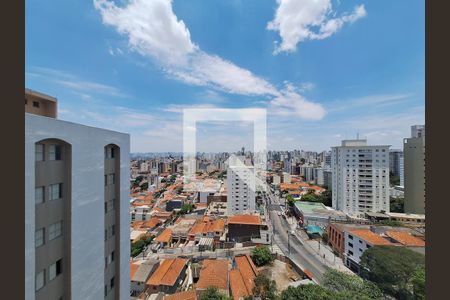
253 273 277 300
317 190 332 207
360 246 425 299
179 203 193 214
199 287 231 300
389 172 400 186
301 193 320 203
411 267 425 300
251 246 274 267
286 195 296 207
390 196 405 213
280 284 334 300
323 269 383 299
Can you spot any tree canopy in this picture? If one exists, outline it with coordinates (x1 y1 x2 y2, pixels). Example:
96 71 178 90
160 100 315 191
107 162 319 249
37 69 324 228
250 246 274 267
199 287 231 300
253 273 278 300
360 246 425 299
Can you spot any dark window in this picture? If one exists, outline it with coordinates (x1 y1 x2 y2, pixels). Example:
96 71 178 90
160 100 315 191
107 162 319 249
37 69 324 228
111 147 115 158
111 251 115 262
56 259 62 275
105 285 107 296
110 276 115 288
25 98 28 105
348 235 353 240
33 101 40 108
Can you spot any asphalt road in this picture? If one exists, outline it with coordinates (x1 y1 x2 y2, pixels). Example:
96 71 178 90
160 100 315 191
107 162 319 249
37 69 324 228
264 192 328 283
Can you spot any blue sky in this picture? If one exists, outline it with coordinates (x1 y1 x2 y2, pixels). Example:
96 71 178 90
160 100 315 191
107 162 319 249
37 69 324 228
26 0 424 152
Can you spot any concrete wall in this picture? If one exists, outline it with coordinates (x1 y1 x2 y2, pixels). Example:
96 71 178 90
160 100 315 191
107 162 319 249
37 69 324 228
25 113 130 300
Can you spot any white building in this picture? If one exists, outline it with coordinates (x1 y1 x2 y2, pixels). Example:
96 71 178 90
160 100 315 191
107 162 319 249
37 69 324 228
226 165 256 215
331 139 390 217
25 89 130 300
344 229 392 272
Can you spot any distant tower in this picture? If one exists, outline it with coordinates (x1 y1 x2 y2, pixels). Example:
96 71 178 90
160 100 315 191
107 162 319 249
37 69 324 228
241 147 245 155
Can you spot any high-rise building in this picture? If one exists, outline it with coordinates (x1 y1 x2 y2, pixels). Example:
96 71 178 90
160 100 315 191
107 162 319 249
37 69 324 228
226 156 255 215
25 89 130 300
411 125 425 138
389 150 404 185
404 125 425 214
331 139 390 216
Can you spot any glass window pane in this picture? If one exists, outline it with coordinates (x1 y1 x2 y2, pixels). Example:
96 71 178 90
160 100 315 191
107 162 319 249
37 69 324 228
35 187 44 204
35 144 44 161
36 270 45 291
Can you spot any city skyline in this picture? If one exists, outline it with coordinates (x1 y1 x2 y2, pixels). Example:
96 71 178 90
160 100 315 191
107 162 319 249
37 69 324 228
26 0 424 152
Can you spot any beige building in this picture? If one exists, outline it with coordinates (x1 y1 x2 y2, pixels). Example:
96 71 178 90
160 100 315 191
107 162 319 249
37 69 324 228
404 125 426 214
25 89 130 300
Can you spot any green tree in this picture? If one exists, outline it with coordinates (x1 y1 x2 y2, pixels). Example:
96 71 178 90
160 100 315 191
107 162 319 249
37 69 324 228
253 273 278 300
360 246 425 299
317 190 332 207
286 195 296 207
199 287 231 300
280 284 334 300
411 267 425 300
179 203 193 214
301 193 320 203
390 196 405 213
323 269 383 299
251 246 274 267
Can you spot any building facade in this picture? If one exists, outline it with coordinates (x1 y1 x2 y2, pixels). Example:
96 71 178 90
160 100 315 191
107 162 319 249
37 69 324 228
331 139 390 216
25 90 130 300
389 149 404 185
404 125 426 214
226 166 256 215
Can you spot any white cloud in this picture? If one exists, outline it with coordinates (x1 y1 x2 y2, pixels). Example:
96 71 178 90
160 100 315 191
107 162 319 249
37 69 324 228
162 103 220 114
267 0 366 54
327 93 413 112
269 83 325 120
93 0 325 120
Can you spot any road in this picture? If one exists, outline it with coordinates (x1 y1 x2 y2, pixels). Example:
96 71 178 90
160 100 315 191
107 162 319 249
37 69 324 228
264 190 328 283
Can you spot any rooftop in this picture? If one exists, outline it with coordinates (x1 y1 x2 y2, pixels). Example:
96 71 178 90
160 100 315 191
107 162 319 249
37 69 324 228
147 258 188 287
385 231 425 247
155 228 172 243
349 230 393 246
196 259 229 291
228 215 261 226
230 255 258 300
164 290 197 300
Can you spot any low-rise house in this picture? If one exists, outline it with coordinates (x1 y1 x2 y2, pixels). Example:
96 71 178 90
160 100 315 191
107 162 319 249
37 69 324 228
164 289 197 300
327 223 370 258
146 258 189 294
293 201 347 227
344 229 393 273
131 260 159 297
227 215 262 243
188 217 226 242
131 205 153 222
196 259 230 296
155 228 173 248
385 212 425 226
229 255 258 300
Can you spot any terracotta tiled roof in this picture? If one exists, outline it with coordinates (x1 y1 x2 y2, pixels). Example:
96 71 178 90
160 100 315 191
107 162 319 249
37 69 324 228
196 259 229 290
130 262 140 279
164 290 197 300
349 230 392 246
147 258 188 287
142 218 161 229
155 228 172 243
230 255 258 300
228 215 261 226
385 231 425 247
230 270 248 300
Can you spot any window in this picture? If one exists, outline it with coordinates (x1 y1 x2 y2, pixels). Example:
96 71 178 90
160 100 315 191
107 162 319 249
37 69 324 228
347 250 353 256
48 221 62 240
49 145 62 160
35 144 44 161
33 101 40 108
111 250 115 262
348 235 353 240
35 186 45 204
49 259 62 281
110 276 115 288
49 183 62 201
105 285 108 297
35 228 45 248
348 242 353 248
36 270 45 291
25 98 28 105
111 148 115 158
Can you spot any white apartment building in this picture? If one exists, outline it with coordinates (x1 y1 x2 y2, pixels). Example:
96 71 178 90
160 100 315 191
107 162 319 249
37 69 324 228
226 165 256 215
25 89 130 300
331 139 390 217
130 205 152 222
